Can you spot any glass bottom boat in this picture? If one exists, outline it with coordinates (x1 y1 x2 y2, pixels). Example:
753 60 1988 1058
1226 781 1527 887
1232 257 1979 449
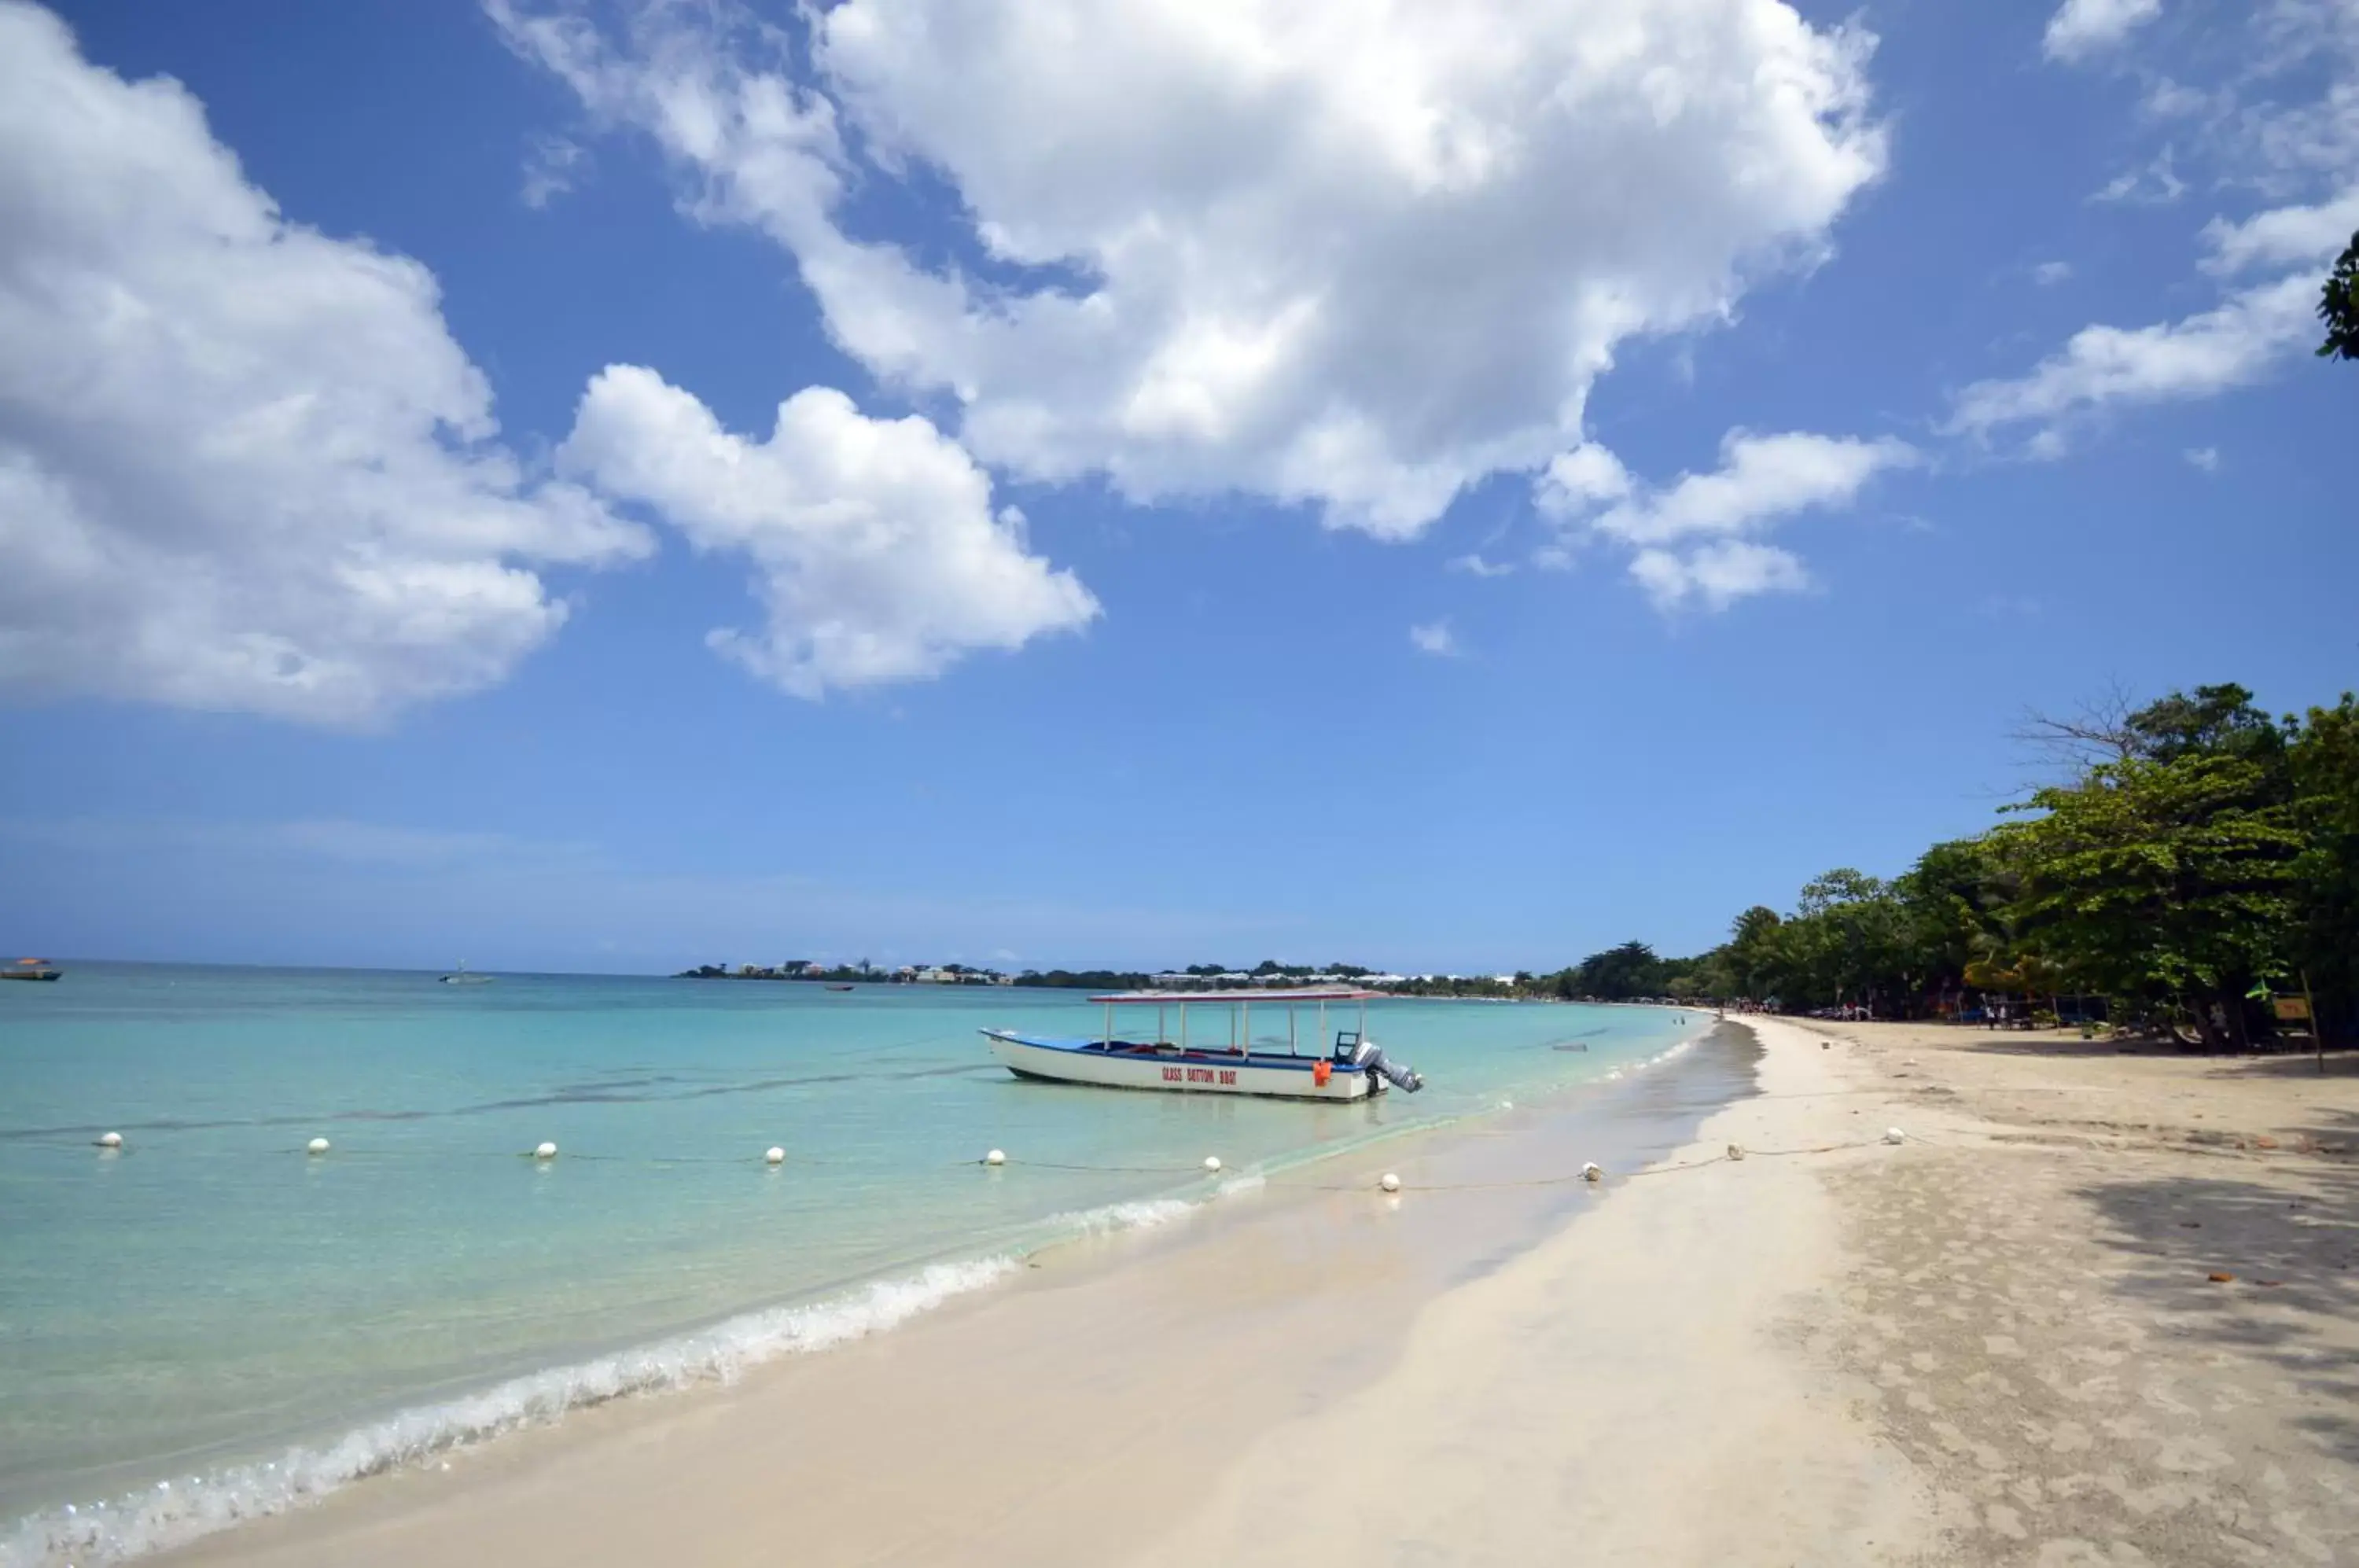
982 988 1423 1102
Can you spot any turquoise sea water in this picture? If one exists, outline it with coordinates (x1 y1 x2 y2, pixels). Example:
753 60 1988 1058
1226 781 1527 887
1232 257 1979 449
0 964 1705 1562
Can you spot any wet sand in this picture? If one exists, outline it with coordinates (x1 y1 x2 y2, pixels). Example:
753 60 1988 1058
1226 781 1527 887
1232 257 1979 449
162 1017 2359 1566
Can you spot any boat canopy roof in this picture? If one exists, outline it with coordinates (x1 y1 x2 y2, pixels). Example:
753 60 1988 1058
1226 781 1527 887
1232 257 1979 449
1087 987 1385 1004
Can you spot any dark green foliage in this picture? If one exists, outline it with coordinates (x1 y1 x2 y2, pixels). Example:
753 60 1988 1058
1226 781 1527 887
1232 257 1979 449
1987 754 2304 1044
1641 683 2357 1043
1015 969 1155 989
2290 698 2359 1031
1566 940 1669 999
2122 683 2284 765
2320 230 2359 361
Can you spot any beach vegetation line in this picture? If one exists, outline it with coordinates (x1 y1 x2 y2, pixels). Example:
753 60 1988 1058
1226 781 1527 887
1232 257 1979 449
1577 683 2357 1052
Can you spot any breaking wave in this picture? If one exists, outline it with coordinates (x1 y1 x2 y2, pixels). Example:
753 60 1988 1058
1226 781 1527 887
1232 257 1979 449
2 1256 1015 1567
2 1174 1279 1568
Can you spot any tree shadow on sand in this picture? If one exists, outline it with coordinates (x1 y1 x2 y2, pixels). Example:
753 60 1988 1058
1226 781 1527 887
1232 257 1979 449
2076 1162 2359 1461
1927 1029 2359 1071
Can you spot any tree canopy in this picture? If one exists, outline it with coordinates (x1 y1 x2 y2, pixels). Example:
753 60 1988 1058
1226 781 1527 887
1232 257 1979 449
2320 230 2359 361
1581 683 2356 1045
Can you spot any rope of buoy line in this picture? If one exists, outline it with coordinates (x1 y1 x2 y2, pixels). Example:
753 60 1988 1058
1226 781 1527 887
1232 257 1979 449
1263 1131 1916 1194
970 1156 1218 1176
42 1139 1208 1171
42 1128 1935 1181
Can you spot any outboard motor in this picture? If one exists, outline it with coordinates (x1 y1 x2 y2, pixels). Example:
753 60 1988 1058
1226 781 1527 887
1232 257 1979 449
1350 1038 1424 1093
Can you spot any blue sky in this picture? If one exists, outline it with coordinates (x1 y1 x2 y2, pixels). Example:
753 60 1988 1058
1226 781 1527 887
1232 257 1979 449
0 0 2350 975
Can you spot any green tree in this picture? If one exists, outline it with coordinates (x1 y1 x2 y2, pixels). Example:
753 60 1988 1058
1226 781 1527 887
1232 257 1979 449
1892 838 2004 999
1989 753 2305 1047
2320 230 2359 361
2289 695 2359 1038
1726 905 1786 1001
1567 940 1669 999
1776 870 1913 1011
2123 683 2286 767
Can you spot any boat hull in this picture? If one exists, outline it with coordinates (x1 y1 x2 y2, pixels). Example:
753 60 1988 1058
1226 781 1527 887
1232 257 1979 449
984 1030 1377 1101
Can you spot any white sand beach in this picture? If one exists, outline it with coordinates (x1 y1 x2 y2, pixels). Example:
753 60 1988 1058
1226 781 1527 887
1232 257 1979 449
165 1016 2359 1567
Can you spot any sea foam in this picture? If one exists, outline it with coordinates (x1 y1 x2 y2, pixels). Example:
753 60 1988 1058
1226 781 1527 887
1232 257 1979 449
2 1255 1016 1568
3 1178 1272 1568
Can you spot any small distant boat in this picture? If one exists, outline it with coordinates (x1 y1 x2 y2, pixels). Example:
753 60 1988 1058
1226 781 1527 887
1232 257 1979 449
438 962 493 986
825 983 856 992
983 988 1423 1102
2 958 61 982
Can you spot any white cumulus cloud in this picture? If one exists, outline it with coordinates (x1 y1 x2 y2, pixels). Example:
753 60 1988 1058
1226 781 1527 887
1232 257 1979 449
521 132 589 209
2091 147 2187 205
1446 553 1516 578
494 0 1887 539
558 367 1099 698
0 1 650 725
1578 431 1915 547
2043 0 2162 63
1628 540 1811 611
1949 274 2318 445
1408 620 1460 657
1539 429 1910 610
1981 1 2357 457
2202 186 2359 273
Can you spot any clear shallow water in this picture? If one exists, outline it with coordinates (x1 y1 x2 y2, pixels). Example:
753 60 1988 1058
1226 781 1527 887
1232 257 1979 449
0 964 1704 1561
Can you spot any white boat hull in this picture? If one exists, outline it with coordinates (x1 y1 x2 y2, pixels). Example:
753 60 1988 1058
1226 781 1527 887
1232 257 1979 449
984 1031 1378 1101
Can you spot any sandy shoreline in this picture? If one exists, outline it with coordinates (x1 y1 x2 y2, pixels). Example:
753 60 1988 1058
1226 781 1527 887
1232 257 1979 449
153 1016 2359 1566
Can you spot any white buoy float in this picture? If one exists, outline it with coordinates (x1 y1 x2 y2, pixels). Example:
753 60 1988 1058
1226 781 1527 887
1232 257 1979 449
307 1137 330 1156
97 1131 123 1149
765 1147 786 1165
1581 1161 1604 1183
1883 1126 1907 1146
1202 1155 1223 1173
534 1141 558 1160
1378 1172 1402 1194
984 1148 1007 1166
